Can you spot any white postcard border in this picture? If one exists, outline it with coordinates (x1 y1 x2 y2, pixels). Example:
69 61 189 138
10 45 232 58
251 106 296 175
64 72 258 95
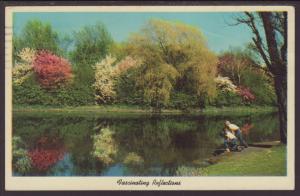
5 5 295 190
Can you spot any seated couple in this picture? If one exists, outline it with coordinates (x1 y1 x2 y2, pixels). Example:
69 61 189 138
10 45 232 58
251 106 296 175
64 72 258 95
222 120 248 152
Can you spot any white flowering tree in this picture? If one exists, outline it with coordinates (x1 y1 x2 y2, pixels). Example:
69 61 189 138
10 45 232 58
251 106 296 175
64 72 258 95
93 55 118 104
12 48 36 86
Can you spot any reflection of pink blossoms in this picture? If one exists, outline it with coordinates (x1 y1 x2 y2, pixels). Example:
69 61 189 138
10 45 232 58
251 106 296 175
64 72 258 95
237 86 255 102
28 136 65 171
28 149 65 171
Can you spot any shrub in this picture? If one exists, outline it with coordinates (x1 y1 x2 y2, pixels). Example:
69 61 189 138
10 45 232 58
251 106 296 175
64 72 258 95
240 68 276 105
55 84 94 106
13 81 48 105
13 73 95 107
210 90 243 107
12 64 33 86
237 86 256 103
33 51 73 89
214 75 237 93
168 92 198 110
209 75 243 107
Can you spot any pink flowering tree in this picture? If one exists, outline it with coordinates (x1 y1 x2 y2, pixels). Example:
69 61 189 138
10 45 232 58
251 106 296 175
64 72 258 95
33 51 73 89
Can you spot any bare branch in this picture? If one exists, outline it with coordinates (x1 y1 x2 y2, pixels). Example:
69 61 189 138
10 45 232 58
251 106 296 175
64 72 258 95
252 37 271 69
243 12 271 68
228 13 251 26
260 12 286 76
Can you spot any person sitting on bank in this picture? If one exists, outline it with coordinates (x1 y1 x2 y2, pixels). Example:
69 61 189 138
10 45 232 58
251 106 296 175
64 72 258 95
222 128 238 152
225 120 248 148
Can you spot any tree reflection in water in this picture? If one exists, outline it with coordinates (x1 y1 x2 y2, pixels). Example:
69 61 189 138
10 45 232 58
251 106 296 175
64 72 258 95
28 136 65 171
92 127 118 166
13 113 279 176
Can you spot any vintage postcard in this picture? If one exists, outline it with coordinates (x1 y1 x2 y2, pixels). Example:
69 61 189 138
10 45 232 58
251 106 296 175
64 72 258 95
5 5 295 190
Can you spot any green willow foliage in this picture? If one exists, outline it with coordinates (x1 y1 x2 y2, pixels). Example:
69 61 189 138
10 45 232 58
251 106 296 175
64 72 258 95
125 19 217 110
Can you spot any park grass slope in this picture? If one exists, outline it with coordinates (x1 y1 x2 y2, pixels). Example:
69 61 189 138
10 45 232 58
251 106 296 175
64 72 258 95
177 145 286 176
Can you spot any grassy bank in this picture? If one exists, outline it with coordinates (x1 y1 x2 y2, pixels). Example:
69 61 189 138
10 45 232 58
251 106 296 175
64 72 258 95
177 145 286 176
13 104 277 116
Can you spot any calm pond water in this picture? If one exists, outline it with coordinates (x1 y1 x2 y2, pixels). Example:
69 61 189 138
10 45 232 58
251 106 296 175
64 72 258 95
12 112 279 176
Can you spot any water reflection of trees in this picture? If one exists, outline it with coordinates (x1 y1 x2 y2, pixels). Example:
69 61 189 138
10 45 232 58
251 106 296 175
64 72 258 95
12 136 32 175
13 135 66 175
110 118 219 175
28 136 65 172
242 114 279 142
13 116 100 175
13 113 279 176
92 127 118 165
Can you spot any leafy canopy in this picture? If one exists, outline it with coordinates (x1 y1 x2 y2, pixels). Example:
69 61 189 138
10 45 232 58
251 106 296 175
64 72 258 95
13 20 61 62
70 22 114 84
126 19 217 109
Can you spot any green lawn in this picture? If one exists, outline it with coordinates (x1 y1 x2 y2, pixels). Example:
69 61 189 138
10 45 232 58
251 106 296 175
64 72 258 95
202 145 286 176
176 145 286 176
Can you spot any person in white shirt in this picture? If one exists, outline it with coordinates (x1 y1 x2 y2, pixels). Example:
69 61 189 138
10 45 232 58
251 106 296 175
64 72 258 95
225 120 248 148
222 128 238 152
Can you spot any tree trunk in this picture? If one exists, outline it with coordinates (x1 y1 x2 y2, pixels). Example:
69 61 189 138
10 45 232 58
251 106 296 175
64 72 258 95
274 74 287 144
260 12 287 144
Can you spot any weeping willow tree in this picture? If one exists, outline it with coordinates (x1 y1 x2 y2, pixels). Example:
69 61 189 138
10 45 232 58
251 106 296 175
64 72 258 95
126 19 218 111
